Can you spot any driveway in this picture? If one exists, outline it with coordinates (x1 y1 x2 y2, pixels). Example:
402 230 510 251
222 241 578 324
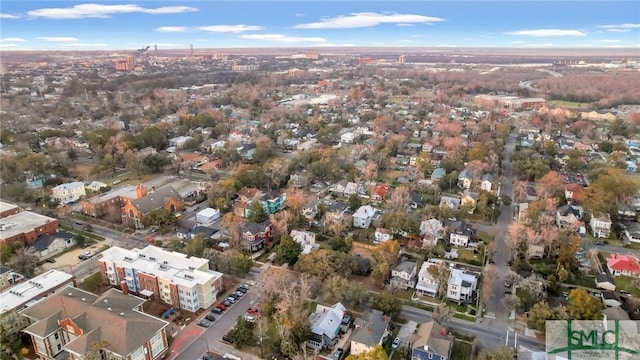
396 321 417 346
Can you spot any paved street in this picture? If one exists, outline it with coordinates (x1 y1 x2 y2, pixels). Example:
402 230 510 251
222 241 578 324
484 135 517 328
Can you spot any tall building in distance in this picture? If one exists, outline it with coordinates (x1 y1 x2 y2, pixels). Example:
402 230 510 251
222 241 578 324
398 55 406 64
98 245 223 312
114 55 135 71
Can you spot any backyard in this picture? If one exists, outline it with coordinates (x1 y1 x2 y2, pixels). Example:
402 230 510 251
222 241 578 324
614 275 640 296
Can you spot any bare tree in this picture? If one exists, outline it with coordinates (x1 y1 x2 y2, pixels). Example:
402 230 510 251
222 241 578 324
502 293 520 312
387 185 410 211
433 304 453 326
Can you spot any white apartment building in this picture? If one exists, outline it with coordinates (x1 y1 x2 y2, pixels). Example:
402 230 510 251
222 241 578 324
99 246 223 312
447 268 478 303
51 181 86 204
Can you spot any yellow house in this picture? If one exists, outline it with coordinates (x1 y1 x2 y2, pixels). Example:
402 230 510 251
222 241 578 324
461 191 479 214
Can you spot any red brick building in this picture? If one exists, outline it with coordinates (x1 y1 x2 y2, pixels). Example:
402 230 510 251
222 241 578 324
0 201 20 219
0 211 58 244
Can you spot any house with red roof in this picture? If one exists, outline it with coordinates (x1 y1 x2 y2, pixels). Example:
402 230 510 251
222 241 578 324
606 253 640 277
565 183 585 205
370 184 390 202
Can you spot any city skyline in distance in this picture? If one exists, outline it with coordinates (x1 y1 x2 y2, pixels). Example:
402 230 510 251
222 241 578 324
0 1 639 51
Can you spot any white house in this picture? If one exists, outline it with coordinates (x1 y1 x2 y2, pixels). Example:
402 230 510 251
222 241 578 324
344 182 359 197
51 181 86 204
590 213 612 239
340 132 355 144
480 174 495 193
447 268 479 303
169 135 193 148
556 204 583 230
353 205 376 229
447 220 475 247
623 222 640 243
196 207 220 224
308 303 347 351
85 181 107 192
390 261 417 290
415 260 443 297
290 230 319 255
374 228 392 244
419 219 444 248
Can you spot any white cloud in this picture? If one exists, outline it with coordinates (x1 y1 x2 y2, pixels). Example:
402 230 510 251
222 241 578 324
37 37 80 42
60 42 108 47
155 26 189 33
396 23 415 27
607 29 631 33
410 34 425 38
506 29 586 37
605 44 640 48
0 37 27 42
524 43 555 47
399 39 414 43
0 13 20 19
596 39 622 43
510 41 525 44
597 23 640 30
196 25 264 33
293 12 445 29
27 3 197 19
239 33 327 43
294 13 305 17
0 43 20 48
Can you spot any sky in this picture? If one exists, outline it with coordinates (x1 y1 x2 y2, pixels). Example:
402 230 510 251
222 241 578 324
0 1 639 50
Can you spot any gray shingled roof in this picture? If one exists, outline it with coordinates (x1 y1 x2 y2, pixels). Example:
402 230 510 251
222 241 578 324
131 186 181 214
350 310 390 347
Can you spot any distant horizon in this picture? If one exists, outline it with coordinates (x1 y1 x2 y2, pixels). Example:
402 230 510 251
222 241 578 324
1 1 638 51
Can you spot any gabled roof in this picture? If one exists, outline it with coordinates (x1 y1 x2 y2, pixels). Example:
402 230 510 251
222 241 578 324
481 173 494 182
29 231 75 252
607 254 640 273
557 204 580 217
431 168 446 179
596 273 615 284
411 321 453 360
350 310 390 347
458 169 472 180
130 186 180 214
371 184 390 199
309 303 345 339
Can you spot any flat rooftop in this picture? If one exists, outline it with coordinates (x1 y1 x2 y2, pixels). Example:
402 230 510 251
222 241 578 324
0 269 75 314
100 245 222 288
85 184 138 204
0 201 19 214
0 211 57 240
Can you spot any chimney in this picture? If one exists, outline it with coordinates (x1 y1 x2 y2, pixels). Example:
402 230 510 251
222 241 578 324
120 280 129 295
136 184 147 198
440 326 447 336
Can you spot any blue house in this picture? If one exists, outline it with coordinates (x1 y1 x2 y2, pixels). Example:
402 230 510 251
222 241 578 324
411 321 454 360
431 168 446 180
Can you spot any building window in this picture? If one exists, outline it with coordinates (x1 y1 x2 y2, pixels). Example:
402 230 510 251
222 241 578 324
54 333 59 340
57 344 62 351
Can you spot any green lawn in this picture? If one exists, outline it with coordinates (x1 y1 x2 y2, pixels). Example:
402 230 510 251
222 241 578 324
458 249 481 262
79 273 103 292
450 340 473 360
548 100 588 108
614 276 640 296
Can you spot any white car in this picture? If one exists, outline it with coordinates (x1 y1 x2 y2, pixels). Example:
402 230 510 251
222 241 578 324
391 337 401 350
243 315 256 323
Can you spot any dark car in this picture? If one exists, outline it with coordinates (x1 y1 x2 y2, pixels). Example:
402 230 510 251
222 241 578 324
83 224 94 232
222 334 235 343
229 293 240 300
236 287 248 294
205 314 216 322
46 258 56 263
211 307 223 314
223 299 233 307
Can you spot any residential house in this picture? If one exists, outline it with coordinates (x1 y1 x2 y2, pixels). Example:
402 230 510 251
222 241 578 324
439 195 460 210
121 186 182 229
525 183 539 202
516 203 529 223
409 190 424 209
349 310 391 356
196 208 221 225
0 265 21 290
595 273 616 291
237 143 257 160
99 245 223 312
308 303 347 351
290 230 319 255
419 219 444 249
606 254 640 277
235 188 287 218
446 220 475 248
565 183 585 205
460 190 479 214
555 204 583 231
480 174 495 193
169 135 193 148
28 232 76 260
622 222 640 243
190 226 218 240
20 287 170 360
324 200 349 224
590 213 612 239
353 205 376 229
415 260 443 298
457 170 473 189
51 181 86 204
344 182 360 197
390 261 417 290
329 180 348 196
370 184 390 202
527 239 546 259
241 222 271 253
310 181 329 193
341 132 355 144
86 181 108 192
601 291 623 308
446 268 479 303
410 320 454 360
302 198 320 223
431 168 446 181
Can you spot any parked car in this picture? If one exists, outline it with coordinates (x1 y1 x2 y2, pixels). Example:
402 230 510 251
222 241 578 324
215 303 226 310
113 179 122 185
222 334 235 344
391 337 401 350
243 315 256 323
83 224 94 232
234 291 245 298
333 349 345 360
202 354 214 360
239 283 250 290
223 299 233 307
247 307 259 316
205 314 216 322
197 319 212 328
236 287 248 294
211 307 223 314
229 293 240 300
45 258 56 263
